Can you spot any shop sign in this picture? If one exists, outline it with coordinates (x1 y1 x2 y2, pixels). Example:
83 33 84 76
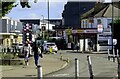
72 30 77 33
77 30 84 33
97 24 103 33
89 19 94 23
98 34 111 39
84 29 97 33
66 29 72 35
103 28 111 33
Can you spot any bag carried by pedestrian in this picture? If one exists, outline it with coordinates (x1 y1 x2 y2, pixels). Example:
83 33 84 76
38 47 43 58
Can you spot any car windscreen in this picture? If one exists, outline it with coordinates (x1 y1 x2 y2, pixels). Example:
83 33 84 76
19 44 23 46
47 44 55 46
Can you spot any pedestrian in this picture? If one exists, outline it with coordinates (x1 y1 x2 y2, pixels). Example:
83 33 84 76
88 41 91 51
24 44 29 67
32 41 43 68
76 42 80 52
41 45 44 53
28 44 32 56
71 42 75 51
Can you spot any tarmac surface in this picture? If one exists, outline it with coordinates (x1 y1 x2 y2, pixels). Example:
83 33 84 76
0 50 118 79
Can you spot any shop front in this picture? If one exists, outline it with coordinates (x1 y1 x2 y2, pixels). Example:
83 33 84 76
72 28 97 52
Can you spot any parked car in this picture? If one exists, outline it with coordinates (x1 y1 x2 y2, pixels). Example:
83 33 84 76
43 42 58 53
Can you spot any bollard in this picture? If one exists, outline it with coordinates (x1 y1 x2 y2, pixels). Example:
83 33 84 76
117 57 120 79
75 58 79 79
60 56 63 60
87 56 94 79
37 65 43 79
66 58 69 63
108 49 110 60
113 49 115 62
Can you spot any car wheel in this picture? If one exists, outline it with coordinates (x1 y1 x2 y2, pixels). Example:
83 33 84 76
55 51 57 53
45 50 48 54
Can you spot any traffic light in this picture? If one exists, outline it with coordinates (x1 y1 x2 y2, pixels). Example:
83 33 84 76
20 2 26 8
23 32 27 43
20 0 30 8
42 26 46 31
22 23 33 44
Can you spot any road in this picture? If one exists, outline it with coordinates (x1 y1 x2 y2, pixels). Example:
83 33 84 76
45 50 118 79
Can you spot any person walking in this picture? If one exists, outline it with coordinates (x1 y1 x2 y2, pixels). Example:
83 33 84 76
76 42 80 52
24 44 29 67
32 41 43 68
71 42 75 51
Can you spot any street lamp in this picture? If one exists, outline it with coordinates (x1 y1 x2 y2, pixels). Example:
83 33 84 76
111 0 114 54
47 0 49 39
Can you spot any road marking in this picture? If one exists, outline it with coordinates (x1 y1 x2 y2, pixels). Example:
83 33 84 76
53 74 69 77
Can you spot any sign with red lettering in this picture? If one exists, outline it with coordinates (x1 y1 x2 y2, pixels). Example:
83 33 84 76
97 24 103 33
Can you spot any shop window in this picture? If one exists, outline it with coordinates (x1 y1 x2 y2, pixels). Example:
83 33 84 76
97 19 102 24
82 21 84 28
7 39 9 45
85 20 88 28
2 39 3 44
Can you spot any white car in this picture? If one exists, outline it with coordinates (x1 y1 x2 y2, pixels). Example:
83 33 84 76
43 42 58 53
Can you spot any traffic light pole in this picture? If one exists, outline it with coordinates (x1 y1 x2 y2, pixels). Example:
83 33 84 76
41 15 45 40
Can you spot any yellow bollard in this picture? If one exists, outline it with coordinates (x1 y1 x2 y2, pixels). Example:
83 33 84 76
49 47 53 54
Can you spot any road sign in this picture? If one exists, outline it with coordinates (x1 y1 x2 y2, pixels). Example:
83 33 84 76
97 24 103 33
42 26 46 31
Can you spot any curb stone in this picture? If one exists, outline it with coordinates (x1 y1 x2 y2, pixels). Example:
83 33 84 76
44 59 69 76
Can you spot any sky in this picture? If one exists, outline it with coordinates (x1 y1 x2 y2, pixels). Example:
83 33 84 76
6 0 112 21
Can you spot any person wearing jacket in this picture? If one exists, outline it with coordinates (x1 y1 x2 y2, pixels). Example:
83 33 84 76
32 41 43 67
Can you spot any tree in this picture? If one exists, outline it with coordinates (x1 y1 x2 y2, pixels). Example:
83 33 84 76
0 0 37 17
110 19 120 39
1 2 17 17
111 19 120 55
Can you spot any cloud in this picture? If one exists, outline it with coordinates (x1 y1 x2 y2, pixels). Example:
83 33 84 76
28 0 105 2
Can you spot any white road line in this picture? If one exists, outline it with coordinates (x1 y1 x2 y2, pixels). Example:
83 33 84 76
53 74 69 77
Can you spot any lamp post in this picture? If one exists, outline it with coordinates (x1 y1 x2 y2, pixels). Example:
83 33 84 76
111 0 114 54
10 25 12 52
47 0 49 39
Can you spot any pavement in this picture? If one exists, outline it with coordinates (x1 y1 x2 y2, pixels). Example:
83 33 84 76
0 53 68 78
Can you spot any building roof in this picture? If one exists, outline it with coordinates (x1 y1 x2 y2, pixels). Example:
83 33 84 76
102 4 120 18
0 33 16 35
20 19 40 25
81 3 108 19
81 2 120 19
94 4 109 17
